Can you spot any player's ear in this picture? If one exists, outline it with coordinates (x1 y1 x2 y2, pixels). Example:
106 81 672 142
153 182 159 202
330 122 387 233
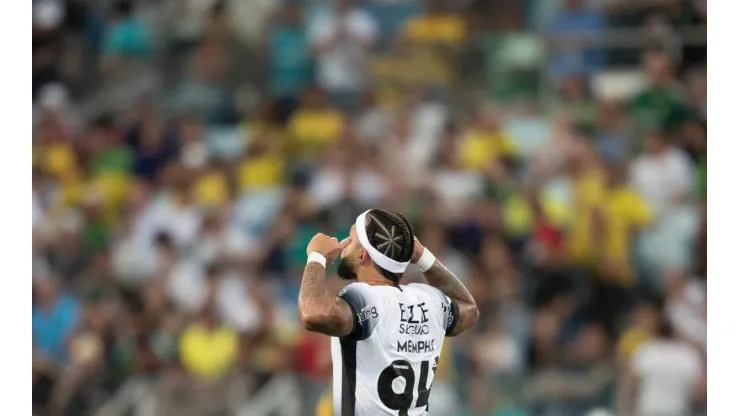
359 247 371 265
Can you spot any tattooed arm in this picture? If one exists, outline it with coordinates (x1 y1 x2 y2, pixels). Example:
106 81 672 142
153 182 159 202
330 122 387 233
298 262 355 336
298 234 354 337
423 260 479 336
413 241 479 336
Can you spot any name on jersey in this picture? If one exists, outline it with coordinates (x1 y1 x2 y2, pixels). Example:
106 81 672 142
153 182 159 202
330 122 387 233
397 339 436 354
398 302 430 335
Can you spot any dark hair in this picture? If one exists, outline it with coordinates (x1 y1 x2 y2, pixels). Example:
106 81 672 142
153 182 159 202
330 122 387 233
364 209 415 283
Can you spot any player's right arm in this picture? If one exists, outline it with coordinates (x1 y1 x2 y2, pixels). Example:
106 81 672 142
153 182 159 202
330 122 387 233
412 239 479 336
298 234 355 337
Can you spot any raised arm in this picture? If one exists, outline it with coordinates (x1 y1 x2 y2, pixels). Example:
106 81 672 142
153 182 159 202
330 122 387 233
298 234 354 337
413 240 479 336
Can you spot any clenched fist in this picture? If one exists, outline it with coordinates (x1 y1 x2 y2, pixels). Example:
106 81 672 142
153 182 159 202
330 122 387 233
307 233 349 265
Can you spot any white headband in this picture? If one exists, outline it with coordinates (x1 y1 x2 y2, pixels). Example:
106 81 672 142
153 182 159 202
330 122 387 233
355 210 410 274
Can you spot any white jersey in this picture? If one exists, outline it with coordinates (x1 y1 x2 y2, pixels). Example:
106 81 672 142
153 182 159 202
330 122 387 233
331 282 459 416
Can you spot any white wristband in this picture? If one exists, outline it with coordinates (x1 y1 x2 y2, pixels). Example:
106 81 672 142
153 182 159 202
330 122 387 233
416 248 436 272
307 252 327 268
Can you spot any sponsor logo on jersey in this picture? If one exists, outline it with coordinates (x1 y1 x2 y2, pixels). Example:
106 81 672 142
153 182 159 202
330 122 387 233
357 304 379 323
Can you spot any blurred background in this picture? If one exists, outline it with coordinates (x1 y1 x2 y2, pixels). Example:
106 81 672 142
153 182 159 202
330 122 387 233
32 0 707 415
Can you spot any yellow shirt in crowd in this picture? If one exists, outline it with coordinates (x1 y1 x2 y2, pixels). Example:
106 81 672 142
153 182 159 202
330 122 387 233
458 128 518 172
287 108 344 154
59 179 85 207
36 142 135 216
179 324 238 380
192 171 231 207
502 195 533 237
566 171 653 285
566 170 606 265
35 144 91 208
235 121 288 191
237 155 286 191
38 143 77 181
501 193 571 239
403 15 466 45
94 173 131 207
601 186 653 284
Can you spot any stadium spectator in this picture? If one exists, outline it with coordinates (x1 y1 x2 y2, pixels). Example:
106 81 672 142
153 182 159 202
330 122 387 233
308 0 379 111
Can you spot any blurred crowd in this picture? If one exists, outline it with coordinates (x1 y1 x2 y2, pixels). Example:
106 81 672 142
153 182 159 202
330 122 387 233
32 0 707 415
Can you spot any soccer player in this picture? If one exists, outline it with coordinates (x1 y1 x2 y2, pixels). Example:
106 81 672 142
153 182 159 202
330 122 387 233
298 209 479 416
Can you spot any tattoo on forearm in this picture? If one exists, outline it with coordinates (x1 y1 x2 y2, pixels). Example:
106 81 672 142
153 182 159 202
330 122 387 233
424 260 475 304
423 260 479 336
299 263 327 306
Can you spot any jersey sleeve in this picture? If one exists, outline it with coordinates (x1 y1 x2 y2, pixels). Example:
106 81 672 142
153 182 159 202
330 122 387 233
337 282 381 341
441 295 460 336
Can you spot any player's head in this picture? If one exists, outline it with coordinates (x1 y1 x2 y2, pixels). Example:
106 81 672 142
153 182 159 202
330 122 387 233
338 209 415 285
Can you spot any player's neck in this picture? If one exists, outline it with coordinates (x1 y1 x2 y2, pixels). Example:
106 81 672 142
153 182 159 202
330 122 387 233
363 279 395 287
357 270 396 287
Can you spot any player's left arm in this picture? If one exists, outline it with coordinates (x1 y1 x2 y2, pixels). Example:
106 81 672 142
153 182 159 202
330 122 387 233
413 239 479 337
299 262 355 336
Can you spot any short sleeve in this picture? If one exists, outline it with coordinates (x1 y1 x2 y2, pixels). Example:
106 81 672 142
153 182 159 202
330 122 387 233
442 295 460 336
337 283 381 341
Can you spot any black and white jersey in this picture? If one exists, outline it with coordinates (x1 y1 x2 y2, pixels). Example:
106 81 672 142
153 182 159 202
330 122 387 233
331 282 459 416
